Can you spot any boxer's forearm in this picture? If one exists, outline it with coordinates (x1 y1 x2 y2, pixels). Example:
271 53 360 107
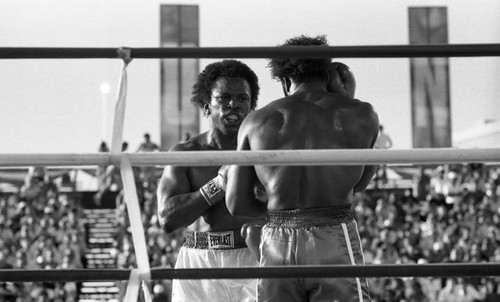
157 190 210 233
354 165 377 192
226 164 267 218
226 190 267 218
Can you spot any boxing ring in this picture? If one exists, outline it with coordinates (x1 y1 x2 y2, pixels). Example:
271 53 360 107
1 44 500 301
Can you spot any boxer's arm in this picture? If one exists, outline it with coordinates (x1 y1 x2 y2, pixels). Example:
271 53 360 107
226 119 267 218
157 147 212 233
226 164 266 218
353 103 380 192
354 165 377 192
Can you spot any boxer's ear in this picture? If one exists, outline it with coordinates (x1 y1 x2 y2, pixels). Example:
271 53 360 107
280 77 291 96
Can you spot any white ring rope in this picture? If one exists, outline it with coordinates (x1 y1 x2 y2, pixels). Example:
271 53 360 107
92 55 152 302
110 51 131 155
0 148 498 167
111 56 152 302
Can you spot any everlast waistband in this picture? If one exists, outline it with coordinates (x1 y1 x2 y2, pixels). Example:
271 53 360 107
184 229 247 250
266 204 354 228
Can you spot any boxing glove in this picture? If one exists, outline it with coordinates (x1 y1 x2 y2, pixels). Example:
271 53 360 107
241 220 265 261
199 166 227 206
326 62 356 98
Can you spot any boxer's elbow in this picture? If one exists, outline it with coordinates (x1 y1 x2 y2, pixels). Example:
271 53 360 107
226 193 248 217
157 188 174 232
226 194 240 216
157 214 173 233
160 219 180 234
227 193 259 217
157 207 181 233
228 205 245 217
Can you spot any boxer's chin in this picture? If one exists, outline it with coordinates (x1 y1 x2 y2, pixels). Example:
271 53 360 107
224 128 238 137
222 122 241 136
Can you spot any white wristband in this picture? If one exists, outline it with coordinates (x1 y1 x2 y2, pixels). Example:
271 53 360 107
199 174 226 206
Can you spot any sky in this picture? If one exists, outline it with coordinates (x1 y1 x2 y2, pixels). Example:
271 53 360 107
1 0 500 154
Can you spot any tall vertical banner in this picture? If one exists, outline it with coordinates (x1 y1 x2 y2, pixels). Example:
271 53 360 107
160 5 199 150
409 7 451 148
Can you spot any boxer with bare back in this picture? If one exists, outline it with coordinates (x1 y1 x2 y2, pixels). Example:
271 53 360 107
226 35 379 302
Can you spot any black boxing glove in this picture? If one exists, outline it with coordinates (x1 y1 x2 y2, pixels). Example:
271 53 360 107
241 220 265 261
326 62 356 98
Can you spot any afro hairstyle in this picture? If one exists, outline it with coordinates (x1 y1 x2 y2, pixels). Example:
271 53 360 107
191 59 260 111
267 35 331 83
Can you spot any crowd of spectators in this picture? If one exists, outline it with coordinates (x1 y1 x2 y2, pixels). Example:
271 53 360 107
108 162 500 301
1 142 499 302
0 166 86 301
355 163 500 301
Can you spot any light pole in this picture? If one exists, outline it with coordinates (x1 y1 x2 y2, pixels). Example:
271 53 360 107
100 83 111 142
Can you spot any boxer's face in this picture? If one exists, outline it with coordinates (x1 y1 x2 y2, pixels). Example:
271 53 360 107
207 77 252 136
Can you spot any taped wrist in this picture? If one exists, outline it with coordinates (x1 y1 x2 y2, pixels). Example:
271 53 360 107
199 174 226 206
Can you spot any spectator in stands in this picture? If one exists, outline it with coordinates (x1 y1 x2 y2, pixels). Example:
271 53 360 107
374 124 393 149
137 133 160 152
137 133 160 191
96 141 110 190
438 277 484 301
374 125 393 186
405 279 430 302
482 279 500 302
416 167 432 201
98 141 110 152
20 166 57 202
